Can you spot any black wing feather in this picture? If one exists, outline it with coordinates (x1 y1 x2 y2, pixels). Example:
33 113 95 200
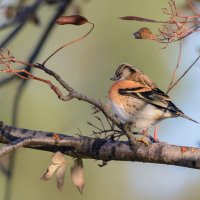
119 87 184 115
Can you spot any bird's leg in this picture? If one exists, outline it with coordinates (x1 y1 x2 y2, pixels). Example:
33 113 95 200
153 125 160 143
137 128 149 145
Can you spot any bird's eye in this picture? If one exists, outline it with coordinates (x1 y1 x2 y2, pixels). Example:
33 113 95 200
115 73 120 79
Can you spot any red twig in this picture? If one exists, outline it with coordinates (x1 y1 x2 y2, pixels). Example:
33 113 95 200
42 22 94 65
167 54 200 93
166 41 182 94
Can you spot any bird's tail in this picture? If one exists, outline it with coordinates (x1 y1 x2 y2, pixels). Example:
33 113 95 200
178 112 200 124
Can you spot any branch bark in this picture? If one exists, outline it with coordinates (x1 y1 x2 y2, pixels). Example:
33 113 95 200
0 121 200 169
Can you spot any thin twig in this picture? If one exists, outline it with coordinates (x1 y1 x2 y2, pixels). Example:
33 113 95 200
167 53 200 93
187 0 200 16
42 22 94 65
166 41 182 94
0 54 121 129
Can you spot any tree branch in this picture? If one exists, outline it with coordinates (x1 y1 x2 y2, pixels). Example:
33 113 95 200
0 121 200 169
4 57 121 129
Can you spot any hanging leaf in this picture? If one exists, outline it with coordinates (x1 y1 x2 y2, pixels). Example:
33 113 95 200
41 164 59 181
119 16 163 23
51 151 66 165
41 151 67 191
56 15 89 25
71 158 84 194
56 164 66 191
133 27 157 40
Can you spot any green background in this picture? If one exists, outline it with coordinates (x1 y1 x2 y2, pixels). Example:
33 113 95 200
0 0 200 200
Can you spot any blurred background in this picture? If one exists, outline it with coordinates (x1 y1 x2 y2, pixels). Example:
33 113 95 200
0 0 200 200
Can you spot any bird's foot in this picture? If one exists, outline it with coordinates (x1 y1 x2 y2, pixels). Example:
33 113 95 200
137 129 149 146
136 136 149 146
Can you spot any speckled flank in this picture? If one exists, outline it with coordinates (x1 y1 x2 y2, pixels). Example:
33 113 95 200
109 98 167 128
108 80 173 129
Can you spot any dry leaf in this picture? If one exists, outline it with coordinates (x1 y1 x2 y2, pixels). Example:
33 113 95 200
133 27 157 40
56 15 89 25
56 164 66 191
51 151 66 165
41 164 58 180
41 151 67 191
71 158 84 194
119 16 161 23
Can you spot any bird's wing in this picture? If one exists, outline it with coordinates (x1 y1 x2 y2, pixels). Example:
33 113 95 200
116 80 200 124
119 87 183 115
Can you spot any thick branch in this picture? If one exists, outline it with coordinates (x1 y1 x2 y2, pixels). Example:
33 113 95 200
0 121 200 169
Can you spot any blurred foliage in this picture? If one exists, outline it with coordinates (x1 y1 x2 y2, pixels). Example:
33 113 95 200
0 0 200 200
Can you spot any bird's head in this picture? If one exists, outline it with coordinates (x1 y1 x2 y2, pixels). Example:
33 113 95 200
110 63 139 81
110 63 157 88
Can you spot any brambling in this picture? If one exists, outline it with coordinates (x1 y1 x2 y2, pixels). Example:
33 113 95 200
108 63 199 136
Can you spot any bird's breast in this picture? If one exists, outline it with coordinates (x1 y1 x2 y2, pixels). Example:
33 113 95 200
108 82 173 129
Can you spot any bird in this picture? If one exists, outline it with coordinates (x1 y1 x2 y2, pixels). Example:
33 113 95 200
108 63 199 139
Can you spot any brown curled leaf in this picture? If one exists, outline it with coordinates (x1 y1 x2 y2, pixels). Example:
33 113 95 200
56 15 89 25
71 158 84 194
51 151 66 165
56 164 66 191
133 27 157 40
119 16 162 23
41 164 58 181
41 151 67 191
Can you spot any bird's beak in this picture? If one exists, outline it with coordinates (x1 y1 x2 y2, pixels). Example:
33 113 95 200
110 77 115 81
